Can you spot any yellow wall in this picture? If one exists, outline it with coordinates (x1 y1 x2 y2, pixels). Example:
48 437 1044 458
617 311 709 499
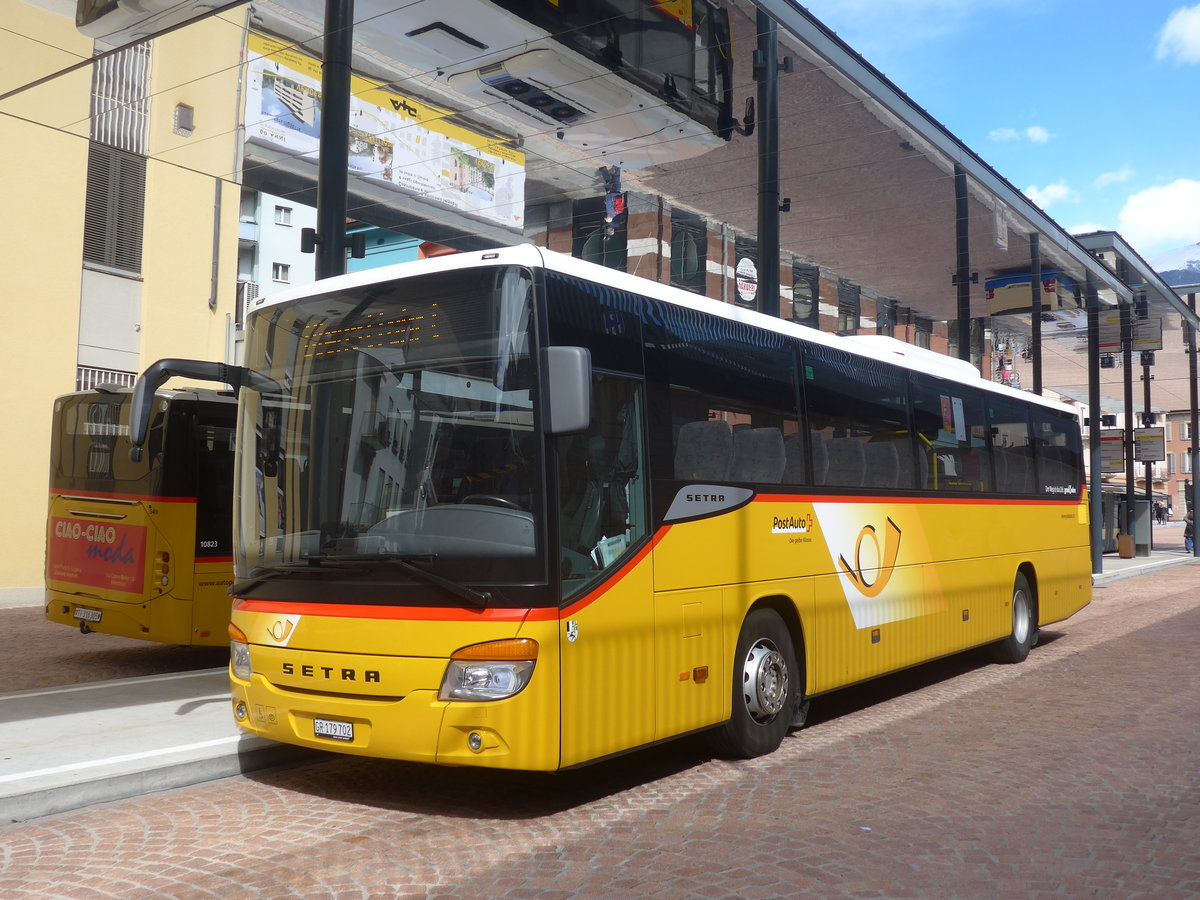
0 3 247 600
0 1 92 601
140 14 247 367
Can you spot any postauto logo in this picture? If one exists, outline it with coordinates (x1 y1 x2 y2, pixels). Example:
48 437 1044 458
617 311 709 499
836 517 902 599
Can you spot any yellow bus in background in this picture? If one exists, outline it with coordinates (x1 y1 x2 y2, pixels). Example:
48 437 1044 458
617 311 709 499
133 245 1090 769
46 387 236 645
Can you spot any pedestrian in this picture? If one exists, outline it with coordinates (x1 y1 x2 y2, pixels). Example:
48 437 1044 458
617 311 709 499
1185 507 1194 553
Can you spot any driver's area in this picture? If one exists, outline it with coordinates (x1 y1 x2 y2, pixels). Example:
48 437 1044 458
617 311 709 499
557 374 648 599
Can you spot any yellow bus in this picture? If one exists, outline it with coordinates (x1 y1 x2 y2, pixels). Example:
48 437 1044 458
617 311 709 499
133 245 1090 769
46 386 237 645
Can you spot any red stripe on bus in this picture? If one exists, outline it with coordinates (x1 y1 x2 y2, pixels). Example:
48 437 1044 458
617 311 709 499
233 599 550 622
560 528 669 617
752 493 1081 506
232 530 674 624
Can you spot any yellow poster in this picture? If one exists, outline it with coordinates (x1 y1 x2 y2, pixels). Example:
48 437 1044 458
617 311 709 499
244 32 525 229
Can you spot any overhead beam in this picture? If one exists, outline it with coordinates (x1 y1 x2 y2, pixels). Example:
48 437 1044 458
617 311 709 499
1074 232 1199 330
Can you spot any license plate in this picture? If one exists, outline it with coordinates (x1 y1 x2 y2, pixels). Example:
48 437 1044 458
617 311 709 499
313 717 354 742
72 606 103 623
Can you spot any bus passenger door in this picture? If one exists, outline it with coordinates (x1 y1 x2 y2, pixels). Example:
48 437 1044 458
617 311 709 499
558 376 656 767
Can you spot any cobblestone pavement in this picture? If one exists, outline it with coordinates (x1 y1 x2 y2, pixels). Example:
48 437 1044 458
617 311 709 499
0 609 228 692
2 566 1198 900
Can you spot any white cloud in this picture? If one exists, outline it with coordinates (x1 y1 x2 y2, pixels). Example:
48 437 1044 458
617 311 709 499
1117 179 1200 254
1156 4 1200 63
988 125 1051 143
1068 222 1106 236
1094 166 1135 189
1024 180 1073 209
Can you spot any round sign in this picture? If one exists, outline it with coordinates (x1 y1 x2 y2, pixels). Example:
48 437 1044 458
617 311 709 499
735 257 758 304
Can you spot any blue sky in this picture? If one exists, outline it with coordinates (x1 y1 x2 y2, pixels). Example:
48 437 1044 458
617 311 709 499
794 0 1200 261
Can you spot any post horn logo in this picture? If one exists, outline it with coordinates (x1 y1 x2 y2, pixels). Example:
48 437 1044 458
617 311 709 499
837 517 902 598
268 619 294 643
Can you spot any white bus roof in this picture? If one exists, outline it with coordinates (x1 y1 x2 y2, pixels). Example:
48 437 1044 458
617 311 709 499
250 244 1078 416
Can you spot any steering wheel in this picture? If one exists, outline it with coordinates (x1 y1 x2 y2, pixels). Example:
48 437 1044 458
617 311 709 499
460 494 523 510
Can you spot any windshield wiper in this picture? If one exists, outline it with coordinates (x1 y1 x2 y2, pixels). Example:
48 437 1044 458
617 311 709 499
302 553 492 609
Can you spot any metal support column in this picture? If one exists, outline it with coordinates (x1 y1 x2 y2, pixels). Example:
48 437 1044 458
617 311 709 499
953 166 971 361
1121 302 1135 542
1029 233 1042 394
315 0 355 280
1086 272 1103 574
1190 293 1199 556
755 9 780 317
1141 311 1154 548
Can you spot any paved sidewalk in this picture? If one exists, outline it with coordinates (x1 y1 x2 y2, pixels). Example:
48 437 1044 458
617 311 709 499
2 550 1196 824
0 669 318 823
1093 546 1200 584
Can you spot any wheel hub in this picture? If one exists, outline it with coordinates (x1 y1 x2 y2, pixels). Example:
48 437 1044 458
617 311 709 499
1013 590 1031 644
742 639 788 723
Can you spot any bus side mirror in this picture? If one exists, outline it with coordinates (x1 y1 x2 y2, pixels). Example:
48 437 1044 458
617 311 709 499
129 358 279 460
542 346 591 435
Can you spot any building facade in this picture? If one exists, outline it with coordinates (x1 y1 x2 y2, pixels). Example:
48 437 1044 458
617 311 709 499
1 1 245 602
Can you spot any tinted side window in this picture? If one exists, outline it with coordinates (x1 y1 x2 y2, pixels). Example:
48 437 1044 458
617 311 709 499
544 273 644 375
644 304 799 485
911 374 991 492
558 376 647 599
988 394 1035 495
802 344 913 490
1033 407 1083 497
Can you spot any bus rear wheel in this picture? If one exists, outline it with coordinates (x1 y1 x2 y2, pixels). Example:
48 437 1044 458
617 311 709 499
707 608 798 759
992 571 1038 664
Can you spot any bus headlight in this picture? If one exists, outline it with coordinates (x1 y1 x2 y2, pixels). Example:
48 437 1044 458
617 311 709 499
229 623 253 681
439 638 537 701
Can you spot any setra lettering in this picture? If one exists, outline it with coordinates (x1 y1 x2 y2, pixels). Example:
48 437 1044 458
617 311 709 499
686 493 726 503
281 661 381 683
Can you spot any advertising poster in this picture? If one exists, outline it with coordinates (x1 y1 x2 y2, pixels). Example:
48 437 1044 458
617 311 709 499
48 519 147 595
244 33 525 230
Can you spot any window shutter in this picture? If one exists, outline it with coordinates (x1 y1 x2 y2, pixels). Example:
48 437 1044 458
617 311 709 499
83 142 146 273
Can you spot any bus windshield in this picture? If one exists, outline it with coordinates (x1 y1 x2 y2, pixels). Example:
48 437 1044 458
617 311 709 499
235 265 544 595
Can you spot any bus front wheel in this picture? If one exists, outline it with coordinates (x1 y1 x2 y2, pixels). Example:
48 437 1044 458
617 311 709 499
707 608 798 759
992 571 1038 664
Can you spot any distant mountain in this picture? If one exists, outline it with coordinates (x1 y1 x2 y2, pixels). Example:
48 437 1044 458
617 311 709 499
1150 242 1200 286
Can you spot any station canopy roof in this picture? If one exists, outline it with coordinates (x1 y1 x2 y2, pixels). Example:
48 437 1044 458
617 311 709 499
242 0 1197 408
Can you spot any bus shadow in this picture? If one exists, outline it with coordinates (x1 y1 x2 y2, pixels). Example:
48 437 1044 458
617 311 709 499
804 631 1066 728
247 735 715 820
246 633 1069 819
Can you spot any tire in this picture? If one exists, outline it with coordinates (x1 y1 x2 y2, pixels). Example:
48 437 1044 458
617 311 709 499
992 571 1038 664
707 608 799 759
